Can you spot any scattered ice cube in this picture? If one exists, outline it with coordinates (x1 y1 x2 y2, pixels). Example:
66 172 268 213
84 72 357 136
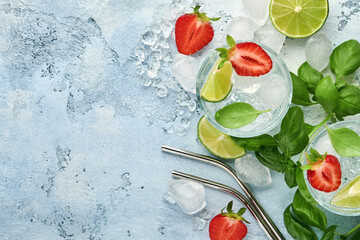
222 16 259 42
243 0 271 26
235 154 272 187
163 191 176 204
259 74 286 109
306 32 332 71
156 85 168 98
148 61 160 79
134 45 147 63
149 51 162 61
161 50 173 62
139 76 152 87
254 18 286 54
163 3 184 21
135 64 147 75
150 43 160 51
187 98 197 112
177 91 191 106
171 54 198 93
158 32 170 49
176 125 187 136
160 20 174 38
165 79 181 92
192 217 207 231
198 208 214 220
151 22 162 34
168 180 206 214
162 123 175 134
141 30 157 46
180 113 191 128
152 78 164 87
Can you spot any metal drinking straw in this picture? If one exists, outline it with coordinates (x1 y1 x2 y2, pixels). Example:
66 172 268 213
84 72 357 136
162 145 285 240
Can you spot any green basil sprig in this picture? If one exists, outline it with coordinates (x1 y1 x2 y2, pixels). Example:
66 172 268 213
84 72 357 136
231 134 277 151
325 125 360 157
335 85 360 120
284 205 318 240
298 62 324 94
321 225 337 240
291 72 316 106
315 76 339 114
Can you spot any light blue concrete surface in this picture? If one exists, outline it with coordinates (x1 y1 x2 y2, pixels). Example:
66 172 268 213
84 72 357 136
0 0 359 239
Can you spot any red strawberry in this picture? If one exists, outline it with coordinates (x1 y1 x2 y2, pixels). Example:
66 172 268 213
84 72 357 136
209 201 249 240
175 6 220 55
216 35 273 76
303 148 342 193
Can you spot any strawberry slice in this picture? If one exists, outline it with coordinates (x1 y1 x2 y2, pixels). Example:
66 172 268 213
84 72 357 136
209 201 249 240
303 148 342 193
175 6 220 55
216 35 273 76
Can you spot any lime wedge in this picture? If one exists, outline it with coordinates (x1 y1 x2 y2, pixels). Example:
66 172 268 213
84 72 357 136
197 116 245 159
200 59 233 102
331 175 360 208
269 0 329 38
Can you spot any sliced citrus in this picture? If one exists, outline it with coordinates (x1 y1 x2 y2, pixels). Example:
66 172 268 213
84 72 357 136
331 175 360 208
197 116 245 159
269 0 329 38
200 58 233 102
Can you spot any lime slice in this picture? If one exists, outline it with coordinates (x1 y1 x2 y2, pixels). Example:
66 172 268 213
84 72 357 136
331 175 360 208
197 116 245 159
200 59 233 102
269 0 329 38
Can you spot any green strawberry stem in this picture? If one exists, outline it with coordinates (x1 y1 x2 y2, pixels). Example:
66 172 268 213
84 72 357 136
191 5 220 22
221 201 250 224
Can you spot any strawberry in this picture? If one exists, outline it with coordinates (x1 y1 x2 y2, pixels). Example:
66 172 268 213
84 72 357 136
302 148 342 193
209 201 249 240
216 35 273 76
175 6 220 55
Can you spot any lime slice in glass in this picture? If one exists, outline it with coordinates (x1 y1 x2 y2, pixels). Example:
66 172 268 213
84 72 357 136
331 175 360 208
200 59 233 102
269 0 329 38
197 116 245 159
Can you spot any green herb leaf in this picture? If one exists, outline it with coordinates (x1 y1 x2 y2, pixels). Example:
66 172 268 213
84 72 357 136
218 58 228 69
335 80 347 89
284 205 318 240
231 134 278 151
330 39 360 78
291 72 316 106
215 102 270 129
216 48 228 54
315 76 339 114
226 200 233 213
285 161 297 188
298 62 324 94
310 148 323 159
277 106 309 157
237 207 246 215
306 123 316 135
226 35 236 48
209 17 221 21
321 225 337 240
335 85 360 119
350 227 360 240
296 163 317 205
255 146 288 172
292 189 327 230
326 125 360 157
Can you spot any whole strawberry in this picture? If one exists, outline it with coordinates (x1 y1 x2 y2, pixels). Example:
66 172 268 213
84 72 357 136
175 5 220 55
209 201 249 240
302 148 342 193
216 35 273 77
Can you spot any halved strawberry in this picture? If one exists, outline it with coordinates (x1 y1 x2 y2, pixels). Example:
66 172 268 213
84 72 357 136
175 6 220 55
216 35 273 76
209 201 249 240
302 148 342 193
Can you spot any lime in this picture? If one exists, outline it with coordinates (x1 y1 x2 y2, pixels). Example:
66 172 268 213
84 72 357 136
331 175 360 208
269 0 329 38
197 116 245 159
200 59 233 102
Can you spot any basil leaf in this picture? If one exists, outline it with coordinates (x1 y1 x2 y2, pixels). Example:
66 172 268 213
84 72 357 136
284 205 318 240
295 163 317 205
215 102 270 129
321 225 337 240
291 72 316 106
277 106 309 157
330 39 360 78
255 146 288 172
284 161 297 188
315 76 339 114
326 125 360 157
306 123 316 135
335 85 360 119
335 80 347 89
298 62 324 94
292 189 327 230
231 134 278 151
350 227 360 240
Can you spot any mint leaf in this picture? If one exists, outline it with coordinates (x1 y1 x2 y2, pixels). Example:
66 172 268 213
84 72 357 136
298 62 324 94
330 39 360 78
326 125 360 157
231 134 278 151
284 205 317 240
291 72 316 106
335 85 360 120
315 76 339 114
215 102 270 129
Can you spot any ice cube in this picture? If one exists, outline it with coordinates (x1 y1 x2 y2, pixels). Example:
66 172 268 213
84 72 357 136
134 45 147 63
171 54 198 93
254 18 286 54
152 78 164 87
141 30 157 46
235 154 272 187
150 22 162 34
243 0 271 26
165 79 181 92
157 32 170 49
314 135 339 157
163 191 176 204
193 217 207 231
306 32 332 71
161 50 173 62
162 3 184 21
198 208 214 220
187 98 197 112
176 125 187 136
135 64 147 76
147 61 160 79
259 74 286 109
156 85 168 98
139 76 152 87
168 180 206 214
180 113 191 128
222 16 259 42
233 75 262 94
177 91 191 106
160 20 174 38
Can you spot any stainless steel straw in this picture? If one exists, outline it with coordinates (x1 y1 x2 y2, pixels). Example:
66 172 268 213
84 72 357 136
162 145 285 240
172 170 276 240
